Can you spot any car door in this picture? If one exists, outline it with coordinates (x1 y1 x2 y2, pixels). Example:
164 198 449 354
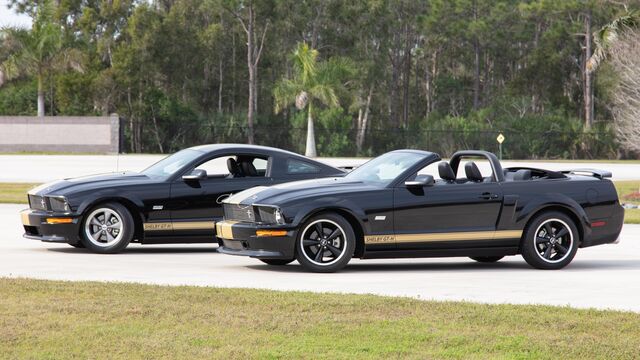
168 153 273 238
392 161 503 250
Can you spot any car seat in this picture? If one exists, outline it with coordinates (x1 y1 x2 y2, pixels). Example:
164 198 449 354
438 162 456 183
227 158 243 177
513 169 532 181
464 162 484 182
240 161 258 177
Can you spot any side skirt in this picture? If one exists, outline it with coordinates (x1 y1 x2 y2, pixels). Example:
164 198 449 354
360 247 519 259
141 235 218 244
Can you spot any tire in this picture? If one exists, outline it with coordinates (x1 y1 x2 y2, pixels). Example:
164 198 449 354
80 202 134 254
259 259 295 266
295 213 355 273
520 211 579 270
469 256 503 263
68 242 85 248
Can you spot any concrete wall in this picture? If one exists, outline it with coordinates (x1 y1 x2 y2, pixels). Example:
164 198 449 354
0 115 121 153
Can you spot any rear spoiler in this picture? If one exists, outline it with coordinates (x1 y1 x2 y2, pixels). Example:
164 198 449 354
561 168 612 179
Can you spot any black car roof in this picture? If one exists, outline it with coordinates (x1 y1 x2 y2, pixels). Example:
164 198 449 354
387 149 438 158
189 143 306 158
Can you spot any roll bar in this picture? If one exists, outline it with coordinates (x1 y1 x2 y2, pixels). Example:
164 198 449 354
449 150 505 182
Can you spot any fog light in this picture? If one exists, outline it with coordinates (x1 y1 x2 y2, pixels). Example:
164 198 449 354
46 218 73 224
256 230 288 237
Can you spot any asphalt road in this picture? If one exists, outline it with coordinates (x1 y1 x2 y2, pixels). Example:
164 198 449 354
2 154 640 183
2 203 638 312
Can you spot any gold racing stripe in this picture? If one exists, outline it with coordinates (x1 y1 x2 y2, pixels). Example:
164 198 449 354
173 221 215 230
364 230 523 244
143 222 173 231
216 221 240 239
143 221 216 231
21 211 36 226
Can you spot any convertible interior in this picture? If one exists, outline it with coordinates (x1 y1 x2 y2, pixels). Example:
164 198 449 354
435 161 565 184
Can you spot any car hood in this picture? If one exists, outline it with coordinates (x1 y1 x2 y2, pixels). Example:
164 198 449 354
224 177 381 206
29 172 155 196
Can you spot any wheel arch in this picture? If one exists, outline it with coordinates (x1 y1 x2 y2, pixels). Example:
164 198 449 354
299 207 366 258
522 205 585 247
80 197 144 242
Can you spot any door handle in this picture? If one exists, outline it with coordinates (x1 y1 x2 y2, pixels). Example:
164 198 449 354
479 192 497 200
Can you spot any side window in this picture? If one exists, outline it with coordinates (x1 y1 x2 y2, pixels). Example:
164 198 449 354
195 156 234 177
287 159 320 174
252 158 268 176
195 155 269 178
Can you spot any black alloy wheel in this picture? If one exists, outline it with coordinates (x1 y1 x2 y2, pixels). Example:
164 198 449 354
521 211 579 270
295 213 355 273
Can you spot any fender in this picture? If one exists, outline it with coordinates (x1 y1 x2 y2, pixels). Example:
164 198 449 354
75 188 146 215
516 193 590 236
291 199 368 231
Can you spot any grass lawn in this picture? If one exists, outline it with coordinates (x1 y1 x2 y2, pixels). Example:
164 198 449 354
3 181 640 223
0 183 38 204
0 278 638 359
624 209 640 223
614 180 640 224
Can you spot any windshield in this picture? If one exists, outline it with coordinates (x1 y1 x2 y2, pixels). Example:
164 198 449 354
141 149 202 178
345 151 425 186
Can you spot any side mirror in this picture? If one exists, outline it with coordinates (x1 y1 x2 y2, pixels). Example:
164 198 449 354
182 169 207 181
404 174 434 187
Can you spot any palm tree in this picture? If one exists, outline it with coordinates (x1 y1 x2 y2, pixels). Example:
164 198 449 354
0 0 81 117
587 10 640 73
273 43 351 157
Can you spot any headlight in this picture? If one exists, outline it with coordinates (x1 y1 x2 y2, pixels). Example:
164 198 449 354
257 206 285 225
48 196 70 212
274 208 284 224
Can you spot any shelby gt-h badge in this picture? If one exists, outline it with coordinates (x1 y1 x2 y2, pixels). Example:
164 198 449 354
20 144 344 253
217 150 624 272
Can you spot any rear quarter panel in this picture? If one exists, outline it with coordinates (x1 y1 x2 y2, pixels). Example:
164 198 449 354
499 176 622 246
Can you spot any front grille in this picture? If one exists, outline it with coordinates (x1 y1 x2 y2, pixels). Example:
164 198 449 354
223 204 255 222
28 195 48 211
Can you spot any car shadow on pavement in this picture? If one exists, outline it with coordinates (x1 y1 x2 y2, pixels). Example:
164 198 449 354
246 259 640 273
43 245 220 254
246 261 530 273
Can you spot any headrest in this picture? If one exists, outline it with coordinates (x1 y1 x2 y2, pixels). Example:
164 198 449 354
227 158 241 177
438 162 456 182
513 169 531 181
464 162 483 182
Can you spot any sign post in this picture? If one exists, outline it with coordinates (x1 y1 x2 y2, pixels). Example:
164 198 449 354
496 133 505 160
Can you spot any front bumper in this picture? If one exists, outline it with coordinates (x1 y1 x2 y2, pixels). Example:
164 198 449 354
20 209 82 244
216 220 297 260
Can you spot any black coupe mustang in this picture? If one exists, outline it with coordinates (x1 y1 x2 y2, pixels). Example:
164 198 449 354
20 144 344 253
217 149 624 272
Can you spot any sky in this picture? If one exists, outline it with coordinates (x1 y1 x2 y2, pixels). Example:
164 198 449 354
0 0 32 28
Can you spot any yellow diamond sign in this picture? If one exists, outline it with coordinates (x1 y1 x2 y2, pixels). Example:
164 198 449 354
496 133 505 144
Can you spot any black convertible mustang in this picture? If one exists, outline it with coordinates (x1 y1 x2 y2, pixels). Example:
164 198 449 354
217 149 624 272
20 144 344 253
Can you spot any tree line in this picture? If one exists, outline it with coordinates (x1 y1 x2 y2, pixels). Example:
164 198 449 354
1 0 638 158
